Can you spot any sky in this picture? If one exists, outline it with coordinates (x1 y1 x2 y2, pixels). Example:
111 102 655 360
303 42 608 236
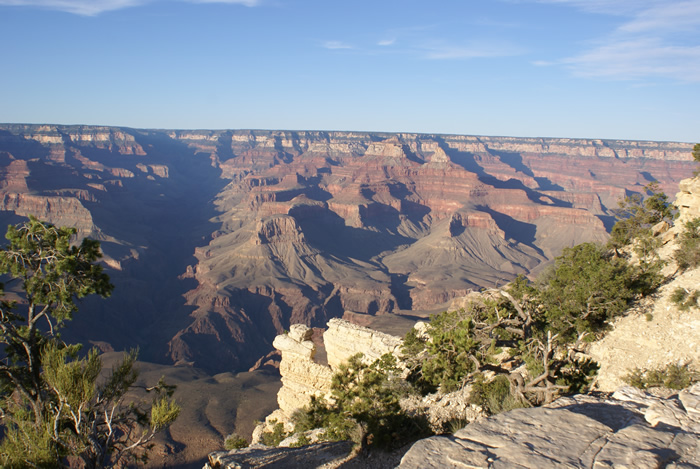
1 0 699 142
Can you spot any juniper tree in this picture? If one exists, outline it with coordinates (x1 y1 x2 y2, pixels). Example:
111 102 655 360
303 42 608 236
0 217 179 468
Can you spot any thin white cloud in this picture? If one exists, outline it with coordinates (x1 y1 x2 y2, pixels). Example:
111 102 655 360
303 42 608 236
322 40 353 50
564 38 700 82
377 38 396 47
422 41 524 60
535 0 666 16
0 0 143 15
619 0 700 33
192 0 259 5
0 0 259 16
534 0 700 82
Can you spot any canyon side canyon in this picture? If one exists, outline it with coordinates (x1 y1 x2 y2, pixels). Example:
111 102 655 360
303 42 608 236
0 124 695 376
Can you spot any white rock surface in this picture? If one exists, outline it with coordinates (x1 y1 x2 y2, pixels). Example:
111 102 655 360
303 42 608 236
398 385 700 469
324 318 403 369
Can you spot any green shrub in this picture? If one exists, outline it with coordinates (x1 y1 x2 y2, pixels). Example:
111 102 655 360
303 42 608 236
469 374 527 415
539 243 658 339
260 420 289 447
671 287 700 311
290 433 311 448
608 182 674 252
625 363 699 390
402 241 653 407
674 218 700 271
224 433 248 450
292 353 429 449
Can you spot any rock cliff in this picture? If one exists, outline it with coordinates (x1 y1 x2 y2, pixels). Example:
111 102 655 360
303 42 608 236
257 319 403 431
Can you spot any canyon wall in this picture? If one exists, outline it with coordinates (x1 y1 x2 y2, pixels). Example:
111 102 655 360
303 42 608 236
0 124 695 373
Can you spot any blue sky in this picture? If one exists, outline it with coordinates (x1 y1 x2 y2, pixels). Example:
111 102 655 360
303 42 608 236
1 0 698 142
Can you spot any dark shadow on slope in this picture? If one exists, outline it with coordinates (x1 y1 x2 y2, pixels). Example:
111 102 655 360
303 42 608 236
432 137 538 197
216 130 236 162
640 171 657 183
63 129 230 366
0 129 51 161
561 402 647 431
433 136 570 204
477 206 541 254
401 143 425 165
293 207 415 262
597 214 618 233
534 177 565 191
390 273 413 310
488 150 535 178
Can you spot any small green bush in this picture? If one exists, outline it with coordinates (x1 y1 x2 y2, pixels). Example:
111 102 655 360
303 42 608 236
625 363 699 390
290 433 311 448
671 287 699 311
292 353 430 449
674 218 700 271
260 420 289 447
469 374 527 416
224 433 248 450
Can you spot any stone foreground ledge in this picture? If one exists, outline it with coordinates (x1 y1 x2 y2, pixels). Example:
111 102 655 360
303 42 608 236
398 384 700 469
205 441 354 469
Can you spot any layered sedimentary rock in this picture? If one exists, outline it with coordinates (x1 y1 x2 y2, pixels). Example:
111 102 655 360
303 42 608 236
272 324 333 416
0 124 695 373
675 176 700 227
265 319 403 422
205 441 354 469
324 318 403 369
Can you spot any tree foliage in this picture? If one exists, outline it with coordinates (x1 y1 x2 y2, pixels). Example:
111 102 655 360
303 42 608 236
674 218 700 272
608 181 674 258
402 239 656 409
625 363 699 390
0 217 179 468
538 243 652 339
292 353 428 449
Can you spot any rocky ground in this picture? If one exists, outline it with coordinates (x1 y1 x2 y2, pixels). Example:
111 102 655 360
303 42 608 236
589 178 700 392
590 267 700 392
204 384 700 469
398 384 700 468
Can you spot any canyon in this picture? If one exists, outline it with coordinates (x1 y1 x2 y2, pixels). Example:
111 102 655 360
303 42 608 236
0 124 694 376
0 124 696 466
208 175 700 468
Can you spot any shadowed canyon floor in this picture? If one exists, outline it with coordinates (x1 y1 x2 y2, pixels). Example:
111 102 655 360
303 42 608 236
0 124 695 466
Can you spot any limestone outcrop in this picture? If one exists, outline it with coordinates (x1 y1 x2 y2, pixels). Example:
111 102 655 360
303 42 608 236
324 318 403 369
398 384 700 469
253 319 406 440
674 176 700 227
273 324 333 417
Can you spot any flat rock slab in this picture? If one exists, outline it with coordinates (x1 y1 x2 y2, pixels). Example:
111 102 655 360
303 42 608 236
398 391 699 469
206 441 354 469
